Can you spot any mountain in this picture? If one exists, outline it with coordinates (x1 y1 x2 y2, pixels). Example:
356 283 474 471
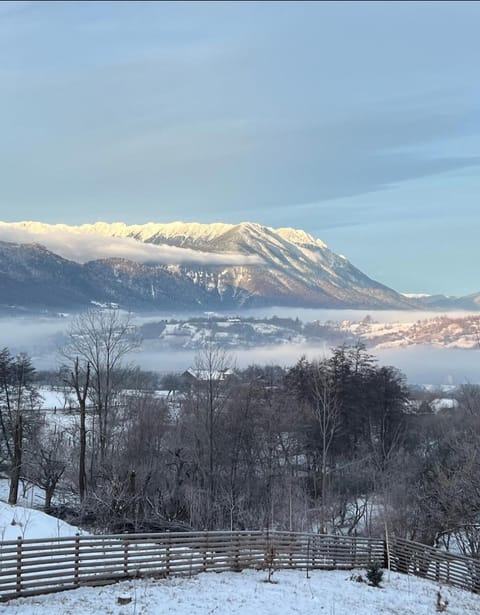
0 241 225 313
0 221 417 312
0 241 92 309
414 292 480 311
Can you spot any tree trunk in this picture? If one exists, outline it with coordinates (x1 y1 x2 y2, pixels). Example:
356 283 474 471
44 485 54 513
8 414 22 505
79 398 86 502
70 358 90 502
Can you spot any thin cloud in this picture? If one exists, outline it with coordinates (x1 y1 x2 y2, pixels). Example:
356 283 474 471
0 224 263 267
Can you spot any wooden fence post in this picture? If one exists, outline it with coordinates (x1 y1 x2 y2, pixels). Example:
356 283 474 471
74 533 80 585
123 539 129 576
15 536 22 595
383 535 389 570
234 532 240 571
166 534 171 576
288 532 293 569
264 528 269 569
203 531 208 571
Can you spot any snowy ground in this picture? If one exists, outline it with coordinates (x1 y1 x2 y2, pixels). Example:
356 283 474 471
0 500 81 541
0 568 478 615
0 484 81 541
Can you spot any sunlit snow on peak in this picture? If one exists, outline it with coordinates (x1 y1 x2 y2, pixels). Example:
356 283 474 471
0 222 264 266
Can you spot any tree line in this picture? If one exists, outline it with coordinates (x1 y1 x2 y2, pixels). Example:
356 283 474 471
1 309 479 558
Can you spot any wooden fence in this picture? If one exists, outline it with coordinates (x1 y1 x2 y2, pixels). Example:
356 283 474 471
0 530 383 601
389 536 480 594
2 530 479 602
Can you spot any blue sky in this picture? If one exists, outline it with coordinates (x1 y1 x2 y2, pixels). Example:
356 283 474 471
1 1 480 295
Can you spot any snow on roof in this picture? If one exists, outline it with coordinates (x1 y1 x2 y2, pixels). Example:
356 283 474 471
184 368 234 381
431 398 459 412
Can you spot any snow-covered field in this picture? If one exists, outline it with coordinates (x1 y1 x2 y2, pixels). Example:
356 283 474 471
0 568 478 614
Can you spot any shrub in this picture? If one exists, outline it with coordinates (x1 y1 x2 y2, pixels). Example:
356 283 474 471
366 560 384 587
263 544 277 583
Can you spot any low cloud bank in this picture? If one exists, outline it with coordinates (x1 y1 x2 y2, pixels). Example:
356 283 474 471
0 225 263 266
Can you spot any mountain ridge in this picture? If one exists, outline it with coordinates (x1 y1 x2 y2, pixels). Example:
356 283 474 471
0 220 423 312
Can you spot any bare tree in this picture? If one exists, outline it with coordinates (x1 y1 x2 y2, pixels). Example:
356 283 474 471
61 309 140 465
0 349 40 504
184 344 234 528
310 364 339 533
286 357 340 533
25 429 67 513
62 358 90 501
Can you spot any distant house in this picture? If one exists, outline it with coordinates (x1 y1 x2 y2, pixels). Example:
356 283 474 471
408 397 459 414
431 398 459 413
182 368 235 384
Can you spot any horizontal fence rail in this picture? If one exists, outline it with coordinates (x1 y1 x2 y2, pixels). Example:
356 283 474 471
389 536 480 594
1 530 479 601
0 530 383 601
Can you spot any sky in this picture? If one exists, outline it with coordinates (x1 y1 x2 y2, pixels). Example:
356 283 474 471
1 1 480 296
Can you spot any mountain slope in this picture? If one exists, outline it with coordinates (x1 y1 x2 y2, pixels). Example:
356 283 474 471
89 221 414 308
0 241 94 309
0 221 417 311
0 242 232 312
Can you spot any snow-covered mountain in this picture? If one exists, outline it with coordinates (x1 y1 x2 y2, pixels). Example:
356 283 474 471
0 221 416 312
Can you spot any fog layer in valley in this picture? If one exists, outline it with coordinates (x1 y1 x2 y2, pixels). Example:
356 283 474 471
1 308 479 385
136 344 480 387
